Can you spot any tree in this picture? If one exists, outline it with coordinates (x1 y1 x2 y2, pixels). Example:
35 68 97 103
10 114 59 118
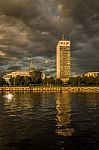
76 76 82 86
68 76 83 86
35 77 42 85
47 77 55 85
15 75 22 86
43 77 48 85
9 77 15 86
24 76 30 86
95 77 99 85
30 76 36 84
55 78 62 85
68 77 76 86
0 78 6 86
68 76 99 86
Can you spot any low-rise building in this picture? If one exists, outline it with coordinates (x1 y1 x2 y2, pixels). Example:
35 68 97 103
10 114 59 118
3 68 43 83
84 72 99 78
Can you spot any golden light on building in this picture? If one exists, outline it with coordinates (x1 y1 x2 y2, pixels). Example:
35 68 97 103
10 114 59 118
84 72 99 78
56 36 71 83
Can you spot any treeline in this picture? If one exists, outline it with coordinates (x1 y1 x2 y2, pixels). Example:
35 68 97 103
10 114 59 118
0 75 99 86
0 78 7 86
0 75 62 86
68 76 99 86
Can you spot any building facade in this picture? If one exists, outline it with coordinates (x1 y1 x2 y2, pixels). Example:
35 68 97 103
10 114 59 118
3 68 43 84
56 38 71 83
84 72 99 78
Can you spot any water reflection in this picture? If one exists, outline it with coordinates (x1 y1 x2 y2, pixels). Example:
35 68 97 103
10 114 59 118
3 93 42 117
0 93 98 149
56 93 75 136
4 93 13 102
85 93 98 108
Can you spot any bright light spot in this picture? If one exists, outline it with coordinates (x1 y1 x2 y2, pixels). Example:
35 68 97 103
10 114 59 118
45 60 48 64
42 32 49 36
0 51 6 56
4 93 13 101
57 4 63 12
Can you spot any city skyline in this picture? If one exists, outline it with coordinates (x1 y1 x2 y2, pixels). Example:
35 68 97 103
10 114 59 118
0 0 99 76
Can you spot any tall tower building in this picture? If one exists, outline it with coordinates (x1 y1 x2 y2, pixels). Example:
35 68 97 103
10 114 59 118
56 37 71 83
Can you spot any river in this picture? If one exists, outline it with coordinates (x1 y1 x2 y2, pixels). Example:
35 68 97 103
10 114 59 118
0 92 98 150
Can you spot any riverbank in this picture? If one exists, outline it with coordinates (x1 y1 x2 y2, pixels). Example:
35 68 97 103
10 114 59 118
0 86 99 93
0 86 61 93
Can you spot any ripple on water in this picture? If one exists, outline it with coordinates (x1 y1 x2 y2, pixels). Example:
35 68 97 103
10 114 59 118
0 93 98 150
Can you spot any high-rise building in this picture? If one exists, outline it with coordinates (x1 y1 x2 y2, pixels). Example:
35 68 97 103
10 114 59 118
56 37 71 83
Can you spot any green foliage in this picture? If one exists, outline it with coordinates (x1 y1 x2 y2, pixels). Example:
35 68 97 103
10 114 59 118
15 76 22 86
1 75 99 87
9 77 15 86
43 77 48 85
47 77 55 85
55 78 63 85
42 77 55 85
24 76 31 86
8 74 42 86
68 76 99 86
0 78 6 86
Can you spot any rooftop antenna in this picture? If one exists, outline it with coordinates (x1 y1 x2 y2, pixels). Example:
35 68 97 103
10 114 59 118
29 57 35 69
62 34 65 40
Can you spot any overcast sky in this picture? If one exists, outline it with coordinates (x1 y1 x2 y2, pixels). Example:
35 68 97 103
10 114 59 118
0 0 99 75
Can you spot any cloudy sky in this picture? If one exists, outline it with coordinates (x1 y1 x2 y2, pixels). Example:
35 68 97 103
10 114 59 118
0 0 99 76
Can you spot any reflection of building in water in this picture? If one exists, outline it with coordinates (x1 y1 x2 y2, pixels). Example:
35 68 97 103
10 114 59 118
56 93 74 136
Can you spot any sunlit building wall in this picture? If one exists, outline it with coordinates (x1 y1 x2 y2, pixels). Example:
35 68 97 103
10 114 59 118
56 38 71 83
4 71 30 78
84 72 99 78
3 68 43 83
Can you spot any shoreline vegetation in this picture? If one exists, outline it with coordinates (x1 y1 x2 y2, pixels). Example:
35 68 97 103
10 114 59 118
0 86 99 93
0 75 99 93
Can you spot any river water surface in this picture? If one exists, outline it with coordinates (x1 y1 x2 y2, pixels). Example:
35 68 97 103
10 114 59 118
0 92 98 150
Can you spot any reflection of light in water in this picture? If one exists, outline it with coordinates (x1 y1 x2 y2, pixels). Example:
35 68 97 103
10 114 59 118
3 93 34 114
86 94 97 108
55 93 75 137
56 128 75 137
4 93 13 102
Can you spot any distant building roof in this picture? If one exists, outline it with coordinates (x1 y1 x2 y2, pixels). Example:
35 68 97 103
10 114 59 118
84 72 99 77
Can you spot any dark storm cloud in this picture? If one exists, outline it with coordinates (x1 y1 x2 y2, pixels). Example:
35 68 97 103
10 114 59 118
0 0 99 75
58 0 99 74
7 65 23 71
0 0 39 21
0 0 59 63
